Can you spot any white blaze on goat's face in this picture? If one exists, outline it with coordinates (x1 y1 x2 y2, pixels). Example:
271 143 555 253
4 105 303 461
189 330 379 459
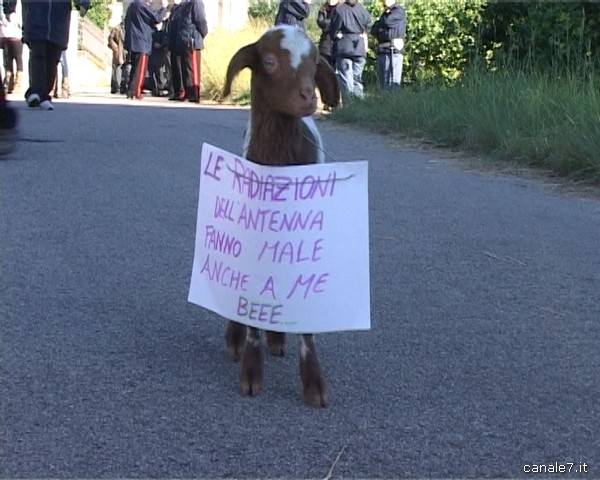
273 25 313 70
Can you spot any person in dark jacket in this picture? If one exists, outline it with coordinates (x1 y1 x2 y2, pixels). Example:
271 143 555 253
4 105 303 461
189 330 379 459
316 0 338 68
329 0 371 99
124 0 167 99
21 0 90 110
274 0 311 30
148 23 170 96
108 21 128 94
371 0 406 89
167 0 207 103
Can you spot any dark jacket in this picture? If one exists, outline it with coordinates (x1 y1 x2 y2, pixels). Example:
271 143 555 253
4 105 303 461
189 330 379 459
329 2 371 58
124 0 166 55
167 0 207 52
371 3 406 53
22 0 90 49
317 3 337 58
274 0 310 29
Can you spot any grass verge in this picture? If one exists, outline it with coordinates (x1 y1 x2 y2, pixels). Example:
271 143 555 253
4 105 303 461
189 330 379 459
332 69 600 184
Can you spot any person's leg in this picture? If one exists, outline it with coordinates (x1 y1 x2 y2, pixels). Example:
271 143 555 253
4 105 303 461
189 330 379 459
111 63 119 93
3 42 13 93
7 40 23 93
128 53 148 99
133 53 148 99
181 49 194 100
188 49 200 102
25 40 49 106
40 42 62 108
377 53 387 89
335 57 354 99
352 56 366 98
120 60 131 94
391 52 403 88
169 51 185 100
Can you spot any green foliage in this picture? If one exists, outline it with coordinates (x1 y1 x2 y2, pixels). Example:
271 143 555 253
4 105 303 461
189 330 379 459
86 0 112 29
402 0 485 85
479 1 600 73
248 0 278 22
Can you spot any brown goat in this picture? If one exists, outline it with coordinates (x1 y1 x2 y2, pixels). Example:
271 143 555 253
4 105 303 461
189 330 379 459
222 25 340 407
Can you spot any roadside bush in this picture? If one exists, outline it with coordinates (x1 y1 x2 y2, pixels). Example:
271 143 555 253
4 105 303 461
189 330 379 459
87 0 112 29
248 0 278 23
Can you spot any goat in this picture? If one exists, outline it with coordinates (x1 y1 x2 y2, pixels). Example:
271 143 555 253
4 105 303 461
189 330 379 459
222 25 340 407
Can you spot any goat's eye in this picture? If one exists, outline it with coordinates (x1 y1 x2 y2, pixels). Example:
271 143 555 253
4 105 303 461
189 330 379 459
263 55 278 73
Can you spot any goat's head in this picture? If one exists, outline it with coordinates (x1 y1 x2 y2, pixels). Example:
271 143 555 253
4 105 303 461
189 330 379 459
223 25 340 117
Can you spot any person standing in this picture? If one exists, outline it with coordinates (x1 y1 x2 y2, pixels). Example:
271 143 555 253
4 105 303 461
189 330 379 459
1 0 24 94
317 0 338 68
52 50 69 98
21 0 89 110
167 0 207 103
108 20 127 94
124 0 168 100
371 0 406 89
274 0 311 30
148 21 170 96
329 0 371 99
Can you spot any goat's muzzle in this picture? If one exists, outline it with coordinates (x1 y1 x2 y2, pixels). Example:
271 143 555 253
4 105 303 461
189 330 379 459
299 86 318 116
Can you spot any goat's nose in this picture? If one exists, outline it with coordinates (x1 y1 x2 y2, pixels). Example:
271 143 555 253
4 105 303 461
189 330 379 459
300 85 316 102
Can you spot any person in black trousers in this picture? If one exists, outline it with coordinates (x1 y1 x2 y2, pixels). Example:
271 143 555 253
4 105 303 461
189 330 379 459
21 0 89 110
329 0 372 99
317 0 339 68
371 0 406 89
167 0 207 103
124 0 168 100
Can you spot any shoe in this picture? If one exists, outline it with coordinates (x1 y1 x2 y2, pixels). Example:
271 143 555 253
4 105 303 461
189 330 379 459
39 100 54 110
26 93 41 107
187 97 200 103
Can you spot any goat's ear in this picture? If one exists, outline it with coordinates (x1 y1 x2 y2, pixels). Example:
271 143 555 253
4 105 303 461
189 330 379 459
316 56 341 109
222 43 258 99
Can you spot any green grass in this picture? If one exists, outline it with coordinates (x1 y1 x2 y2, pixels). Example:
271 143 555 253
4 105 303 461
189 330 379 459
332 69 600 184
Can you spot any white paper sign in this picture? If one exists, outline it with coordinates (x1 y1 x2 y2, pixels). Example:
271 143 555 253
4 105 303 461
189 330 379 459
188 143 370 334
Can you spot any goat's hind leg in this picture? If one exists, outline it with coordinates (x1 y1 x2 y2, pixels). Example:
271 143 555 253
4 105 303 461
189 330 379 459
299 334 328 407
266 331 286 356
240 326 264 396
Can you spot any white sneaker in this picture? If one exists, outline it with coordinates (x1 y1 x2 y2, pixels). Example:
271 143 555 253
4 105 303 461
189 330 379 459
39 100 54 110
26 93 41 107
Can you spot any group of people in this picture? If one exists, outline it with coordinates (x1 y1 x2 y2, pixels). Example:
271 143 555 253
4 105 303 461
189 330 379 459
108 0 208 103
276 0 406 99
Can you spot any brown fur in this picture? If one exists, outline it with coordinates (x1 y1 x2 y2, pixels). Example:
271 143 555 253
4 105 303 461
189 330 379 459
222 27 339 407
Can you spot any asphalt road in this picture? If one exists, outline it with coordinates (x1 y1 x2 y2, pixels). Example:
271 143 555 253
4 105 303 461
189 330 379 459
1 93 599 479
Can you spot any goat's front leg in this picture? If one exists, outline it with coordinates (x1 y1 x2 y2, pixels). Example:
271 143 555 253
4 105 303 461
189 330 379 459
225 321 246 361
240 326 264 396
266 331 286 356
299 334 327 407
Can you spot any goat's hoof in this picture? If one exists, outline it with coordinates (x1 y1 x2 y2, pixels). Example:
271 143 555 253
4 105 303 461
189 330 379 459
303 379 328 408
225 321 246 361
240 344 263 396
266 331 286 357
